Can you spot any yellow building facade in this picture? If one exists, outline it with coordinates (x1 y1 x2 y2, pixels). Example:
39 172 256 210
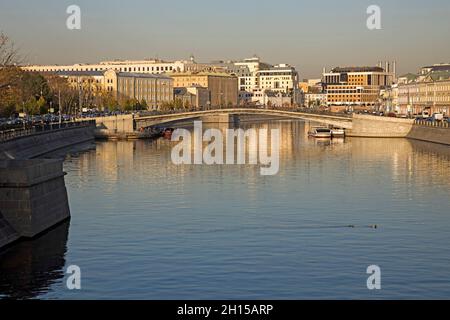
57 70 173 110
323 67 393 111
398 75 450 116
170 72 238 107
104 70 173 110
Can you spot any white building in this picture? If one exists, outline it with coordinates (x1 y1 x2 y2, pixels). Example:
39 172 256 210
258 64 299 92
219 57 301 106
22 57 220 75
304 93 327 108
251 89 293 108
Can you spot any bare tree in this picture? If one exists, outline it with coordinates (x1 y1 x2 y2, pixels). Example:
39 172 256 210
0 32 23 91
0 32 21 67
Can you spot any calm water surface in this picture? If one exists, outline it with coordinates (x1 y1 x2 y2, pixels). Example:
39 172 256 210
1 120 450 299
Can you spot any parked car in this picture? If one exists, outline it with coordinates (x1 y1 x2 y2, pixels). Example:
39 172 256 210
432 113 444 121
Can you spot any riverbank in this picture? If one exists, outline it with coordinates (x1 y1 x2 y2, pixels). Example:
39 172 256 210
348 114 450 146
0 124 94 249
0 124 95 160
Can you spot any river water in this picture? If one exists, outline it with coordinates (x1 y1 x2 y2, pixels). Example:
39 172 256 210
1 120 450 299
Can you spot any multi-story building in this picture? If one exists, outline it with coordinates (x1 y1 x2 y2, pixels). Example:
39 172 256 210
323 66 393 112
173 86 210 110
419 63 450 75
56 70 173 110
104 70 173 110
299 79 324 107
250 89 292 108
22 57 220 75
398 68 450 116
258 64 299 93
304 93 327 108
217 57 300 106
170 72 238 107
380 84 399 113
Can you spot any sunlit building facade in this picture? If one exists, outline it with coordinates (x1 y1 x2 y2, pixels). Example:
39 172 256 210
170 72 238 107
323 66 393 111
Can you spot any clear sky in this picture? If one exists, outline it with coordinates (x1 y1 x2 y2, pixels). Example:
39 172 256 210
1 0 449 78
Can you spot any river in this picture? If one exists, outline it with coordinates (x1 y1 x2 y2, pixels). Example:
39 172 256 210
1 120 450 299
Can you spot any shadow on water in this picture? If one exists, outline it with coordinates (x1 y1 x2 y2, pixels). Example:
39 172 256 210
0 221 69 300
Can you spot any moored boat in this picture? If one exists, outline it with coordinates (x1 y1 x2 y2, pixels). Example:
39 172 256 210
308 127 332 139
331 128 345 138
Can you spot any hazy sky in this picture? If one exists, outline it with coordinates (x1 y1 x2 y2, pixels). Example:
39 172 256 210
1 0 449 78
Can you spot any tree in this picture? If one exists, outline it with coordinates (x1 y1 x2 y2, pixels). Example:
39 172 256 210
37 96 47 114
97 92 119 111
0 32 22 92
45 74 78 115
173 98 183 110
0 68 46 116
161 101 174 112
139 99 148 111
23 97 38 115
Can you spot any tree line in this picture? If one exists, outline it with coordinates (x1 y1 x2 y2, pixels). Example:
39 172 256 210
0 32 152 117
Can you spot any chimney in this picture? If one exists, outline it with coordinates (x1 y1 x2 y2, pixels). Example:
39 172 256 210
393 61 397 79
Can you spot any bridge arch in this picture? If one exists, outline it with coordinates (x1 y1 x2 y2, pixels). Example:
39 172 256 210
134 108 353 130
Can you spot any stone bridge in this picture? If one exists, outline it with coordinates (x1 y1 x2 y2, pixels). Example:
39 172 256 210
93 110 449 145
134 109 353 130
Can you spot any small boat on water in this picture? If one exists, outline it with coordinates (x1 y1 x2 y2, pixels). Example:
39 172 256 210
308 127 332 139
331 128 345 138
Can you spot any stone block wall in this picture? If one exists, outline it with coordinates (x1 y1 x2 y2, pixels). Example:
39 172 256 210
348 114 415 138
0 159 70 247
0 125 94 160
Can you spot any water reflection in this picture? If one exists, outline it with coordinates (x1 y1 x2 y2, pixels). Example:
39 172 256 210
0 221 69 300
1 120 450 299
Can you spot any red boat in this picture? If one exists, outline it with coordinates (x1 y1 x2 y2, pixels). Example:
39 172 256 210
162 128 174 139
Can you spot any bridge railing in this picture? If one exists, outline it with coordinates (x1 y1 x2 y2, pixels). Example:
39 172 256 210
0 120 95 143
137 107 353 119
414 119 450 128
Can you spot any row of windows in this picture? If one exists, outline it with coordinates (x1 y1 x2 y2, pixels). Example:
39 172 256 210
70 78 101 84
258 72 295 76
34 65 175 73
407 97 450 102
260 77 292 81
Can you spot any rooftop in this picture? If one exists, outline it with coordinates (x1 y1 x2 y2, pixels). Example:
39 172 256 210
54 70 105 77
169 71 235 78
330 66 385 73
54 70 172 79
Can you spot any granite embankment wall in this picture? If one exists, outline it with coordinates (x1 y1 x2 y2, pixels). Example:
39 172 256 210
407 126 450 146
0 160 70 241
0 125 95 160
349 114 450 146
348 114 415 138
0 125 94 249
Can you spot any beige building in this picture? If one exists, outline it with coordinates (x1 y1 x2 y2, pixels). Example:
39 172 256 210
22 57 221 75
170 72 238 107
398 71 450 116
173 87 210 110
57 70 173 110
104 70 173 110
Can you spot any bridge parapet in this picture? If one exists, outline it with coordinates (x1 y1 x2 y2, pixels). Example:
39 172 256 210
134 108 353 130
